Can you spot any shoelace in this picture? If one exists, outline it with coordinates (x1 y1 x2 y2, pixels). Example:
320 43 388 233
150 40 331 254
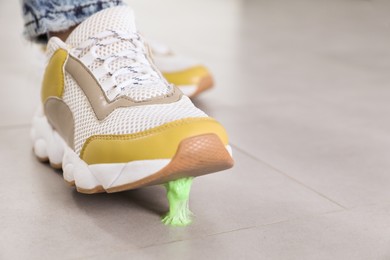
72 30 165 100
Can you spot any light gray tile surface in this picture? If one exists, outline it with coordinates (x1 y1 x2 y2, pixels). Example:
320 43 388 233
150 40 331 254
104 204 390 260
0 0 42 127
1 0 390 259
0 127 339 259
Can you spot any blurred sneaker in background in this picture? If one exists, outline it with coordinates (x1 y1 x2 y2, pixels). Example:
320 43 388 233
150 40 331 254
149 41 214 98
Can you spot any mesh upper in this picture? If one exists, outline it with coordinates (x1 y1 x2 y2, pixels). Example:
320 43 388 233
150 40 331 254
46 6 209 154
66 6 171 102
66 7 137 48
62 73 208 155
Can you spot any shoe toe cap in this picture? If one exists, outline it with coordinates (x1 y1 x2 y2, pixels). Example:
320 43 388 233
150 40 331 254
80 117 229 165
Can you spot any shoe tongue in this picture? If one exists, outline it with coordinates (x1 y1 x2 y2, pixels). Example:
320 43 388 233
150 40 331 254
66 6 137 47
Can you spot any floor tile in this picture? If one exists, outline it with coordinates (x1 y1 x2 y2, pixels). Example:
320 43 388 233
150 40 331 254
103 204 390 260
0 0 43 127
0 127 339 258
2 0 390 259
187 0 390 208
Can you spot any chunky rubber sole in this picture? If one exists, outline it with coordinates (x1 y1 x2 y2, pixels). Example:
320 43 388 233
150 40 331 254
31 108 234 194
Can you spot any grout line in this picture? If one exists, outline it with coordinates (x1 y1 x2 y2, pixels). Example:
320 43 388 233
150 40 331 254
138 226 257 250
138 208 347 251
230 143 348 210
201 208 347 238
85 200 390 258
84 208 347 258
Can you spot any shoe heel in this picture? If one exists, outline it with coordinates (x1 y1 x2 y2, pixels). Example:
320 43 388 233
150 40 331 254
62 147 104 194
31 106 65 167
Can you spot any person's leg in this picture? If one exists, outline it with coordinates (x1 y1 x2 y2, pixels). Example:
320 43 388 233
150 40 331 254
21 0 123 42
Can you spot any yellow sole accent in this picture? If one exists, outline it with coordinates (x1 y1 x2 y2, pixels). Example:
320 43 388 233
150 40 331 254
41 49 68 102
191 74 214 98
163 65 210 86
80 117 229 165
106 133 234 193
37 133 234 194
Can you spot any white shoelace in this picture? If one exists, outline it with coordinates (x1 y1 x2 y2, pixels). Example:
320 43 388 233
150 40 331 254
72 30 167 100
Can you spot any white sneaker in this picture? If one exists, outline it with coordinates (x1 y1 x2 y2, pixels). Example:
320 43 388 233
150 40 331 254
31 6 233 198
150 41 214 98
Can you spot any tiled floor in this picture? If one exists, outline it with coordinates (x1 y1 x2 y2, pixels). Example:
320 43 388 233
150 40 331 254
1 0 390 259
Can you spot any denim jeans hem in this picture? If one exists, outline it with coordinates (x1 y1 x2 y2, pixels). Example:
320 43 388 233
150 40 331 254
22 0 123 42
